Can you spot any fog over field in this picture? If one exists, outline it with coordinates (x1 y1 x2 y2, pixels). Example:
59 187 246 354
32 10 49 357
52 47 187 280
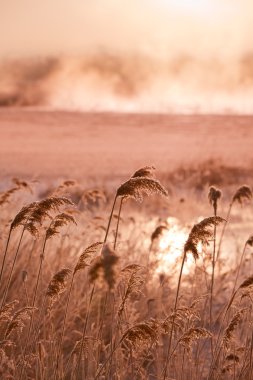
1 0 253 113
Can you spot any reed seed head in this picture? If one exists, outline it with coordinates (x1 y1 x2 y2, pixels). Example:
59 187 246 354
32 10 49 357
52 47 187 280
232 185 252 205
238 275 253 290
223 308 247 350
184 216 224 260
5 307 35 338
246 236 253 247
11 202 37 230
46 268 72 306
208 186 222 214
46 212 76 240
0 301 19 324
121 319 160 350
132 166 156 178
53 180 76 195
179 327 212 352
74 242 103 275
89 245 119 289
118 265 144 318
151 225 168 243
116 177 168 203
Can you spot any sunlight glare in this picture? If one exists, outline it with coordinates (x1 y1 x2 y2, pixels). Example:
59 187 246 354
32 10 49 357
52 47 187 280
153 217 197 277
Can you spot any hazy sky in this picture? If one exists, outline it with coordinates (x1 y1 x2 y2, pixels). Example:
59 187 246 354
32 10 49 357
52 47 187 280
0 0 252 113
0 0 251 59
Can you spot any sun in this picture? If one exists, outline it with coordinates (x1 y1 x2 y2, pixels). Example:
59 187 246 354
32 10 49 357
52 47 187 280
150 217 196 278
157 0 218 16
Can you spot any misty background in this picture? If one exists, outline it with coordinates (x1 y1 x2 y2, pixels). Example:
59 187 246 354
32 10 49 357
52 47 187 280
0 0 252 113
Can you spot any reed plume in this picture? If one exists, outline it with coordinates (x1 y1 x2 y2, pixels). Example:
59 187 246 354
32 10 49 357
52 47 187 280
178 327 212 353
217 185 252 261
0 300 19 324
19 203 75 380
184 216 224 260
238 275 253 290
132 165 156 178
118 265 144 319
232 236 253 294
82 189 106 206
232 185 252 205
95 319 160 379
89 245 119 289
1 199 75 309
151 225 168 244
0 202 37 289
121 319 160 349
46 268 72 307
116 177 168 202
45 213 76 240
223 309 247 350
53 180 76 196
103 167 167 249
208 186 222 215
25 197 74 238
113 166 158 249
4 307 35 338
54 242 103 380
74 242 103 274
0 179 31 207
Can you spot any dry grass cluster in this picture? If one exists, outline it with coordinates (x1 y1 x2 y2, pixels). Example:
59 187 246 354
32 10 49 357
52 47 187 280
0 168 253 379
